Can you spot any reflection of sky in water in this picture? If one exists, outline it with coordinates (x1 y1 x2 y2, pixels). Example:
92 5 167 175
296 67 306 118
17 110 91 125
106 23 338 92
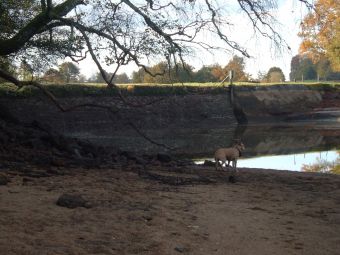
238 151 338 171
196 151 339 171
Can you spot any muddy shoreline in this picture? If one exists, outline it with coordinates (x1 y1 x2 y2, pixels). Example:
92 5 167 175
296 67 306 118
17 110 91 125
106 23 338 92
1 164 340 255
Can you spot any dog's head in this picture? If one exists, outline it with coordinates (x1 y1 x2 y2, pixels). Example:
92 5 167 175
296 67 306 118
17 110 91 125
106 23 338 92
233 139 245 152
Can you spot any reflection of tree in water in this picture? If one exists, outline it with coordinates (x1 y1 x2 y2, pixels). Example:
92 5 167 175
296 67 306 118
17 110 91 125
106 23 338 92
302 151 340 174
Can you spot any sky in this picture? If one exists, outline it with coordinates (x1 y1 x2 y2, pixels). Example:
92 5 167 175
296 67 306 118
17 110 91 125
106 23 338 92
77 0 309 81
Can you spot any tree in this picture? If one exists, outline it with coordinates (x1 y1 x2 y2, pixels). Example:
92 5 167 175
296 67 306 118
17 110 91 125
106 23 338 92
194 65 220 82
290 54 340 81
299 0 340 71
223 55 249 82
136 61 194 84
19 60 34 81
59 62 80 83
316 56 332 81
257 71 267 82
290 55 302 81
132 69 145 84
42 68 64 83
289 55 317 81
114 73 130 84
266 67 285 82
90 71 130 84
78 74 86 83
210 64 225 82
0 0 313 89
300 58 317 81
144 62 172 83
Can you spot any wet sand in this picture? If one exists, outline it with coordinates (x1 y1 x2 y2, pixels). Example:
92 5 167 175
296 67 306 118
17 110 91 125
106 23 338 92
1 165 340 255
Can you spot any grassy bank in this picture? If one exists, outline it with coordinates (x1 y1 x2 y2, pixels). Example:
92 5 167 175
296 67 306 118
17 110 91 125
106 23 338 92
0 81 339 98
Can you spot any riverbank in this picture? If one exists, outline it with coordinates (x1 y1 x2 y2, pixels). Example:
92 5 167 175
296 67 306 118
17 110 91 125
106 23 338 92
1 164 340 255
1 83 339 155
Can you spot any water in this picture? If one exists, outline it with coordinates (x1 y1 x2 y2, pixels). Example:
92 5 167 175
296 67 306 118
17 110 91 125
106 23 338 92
193 123 340 173
89 117 340 172
196 151 339 171
236 151 338 171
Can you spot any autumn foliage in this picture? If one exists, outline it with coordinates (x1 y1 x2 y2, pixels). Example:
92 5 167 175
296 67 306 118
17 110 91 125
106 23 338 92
299 0 340 71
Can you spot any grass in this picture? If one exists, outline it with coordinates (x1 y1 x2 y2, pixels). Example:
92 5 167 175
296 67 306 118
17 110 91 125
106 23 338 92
0 81 339 98
0 82 230 98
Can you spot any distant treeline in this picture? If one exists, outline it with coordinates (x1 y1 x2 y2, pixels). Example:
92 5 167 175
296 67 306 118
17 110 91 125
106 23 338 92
290 55 340 81
2 55 339 86
89 56 286 84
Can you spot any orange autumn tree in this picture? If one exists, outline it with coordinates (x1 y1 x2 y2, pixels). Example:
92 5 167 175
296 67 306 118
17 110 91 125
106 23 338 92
299 0 340 71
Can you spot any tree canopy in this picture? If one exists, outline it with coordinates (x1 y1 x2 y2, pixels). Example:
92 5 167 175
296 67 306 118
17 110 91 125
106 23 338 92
42 61 80 83
266 67 285 82
130 56 251 83
299 0 340 71
290 54 340 81
0 0 314 89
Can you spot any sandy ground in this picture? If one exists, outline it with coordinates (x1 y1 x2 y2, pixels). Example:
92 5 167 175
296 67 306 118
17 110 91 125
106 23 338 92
1 164 340 255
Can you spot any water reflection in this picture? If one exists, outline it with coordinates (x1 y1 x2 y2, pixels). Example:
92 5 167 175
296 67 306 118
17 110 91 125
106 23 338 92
90 118 340 172
235 123 340 158
194 123 340 172
236 151 339 172
301 151 340 174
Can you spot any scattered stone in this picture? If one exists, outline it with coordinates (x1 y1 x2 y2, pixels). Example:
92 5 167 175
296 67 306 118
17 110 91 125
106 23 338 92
157 153 172 163
135 157 147 165
73 148 82 158
51 158 66 167
56 194 92 209
0 174 9 185
27 138 45 149
46 168 64 176
0 132 9 144
174 246 188 253
229 175 236 183
22 171 51 178
22 177 34 185
120 151 137 161
33 155 52 166
164 161 177 167
150 160 161 166
143 215 153 222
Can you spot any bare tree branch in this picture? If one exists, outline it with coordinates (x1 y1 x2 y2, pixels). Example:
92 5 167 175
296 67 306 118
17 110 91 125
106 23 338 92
237 0 289 50
205 0 250 58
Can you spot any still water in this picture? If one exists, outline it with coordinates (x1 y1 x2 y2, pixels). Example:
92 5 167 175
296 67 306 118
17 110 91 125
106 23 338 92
90 118 340 173
193 123 340 173
237 150 338 171
196 150 339 172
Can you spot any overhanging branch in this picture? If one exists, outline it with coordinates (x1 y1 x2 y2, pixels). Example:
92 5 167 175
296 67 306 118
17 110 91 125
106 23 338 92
0 0 86 56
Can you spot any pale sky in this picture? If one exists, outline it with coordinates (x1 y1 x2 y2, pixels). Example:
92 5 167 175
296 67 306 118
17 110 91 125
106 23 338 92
77 0 309 81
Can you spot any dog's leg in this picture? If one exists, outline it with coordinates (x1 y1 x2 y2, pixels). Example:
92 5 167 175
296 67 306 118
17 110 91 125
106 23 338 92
231 160 239 174
215 159 219 171
220 160 226 171
229 160 238 183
